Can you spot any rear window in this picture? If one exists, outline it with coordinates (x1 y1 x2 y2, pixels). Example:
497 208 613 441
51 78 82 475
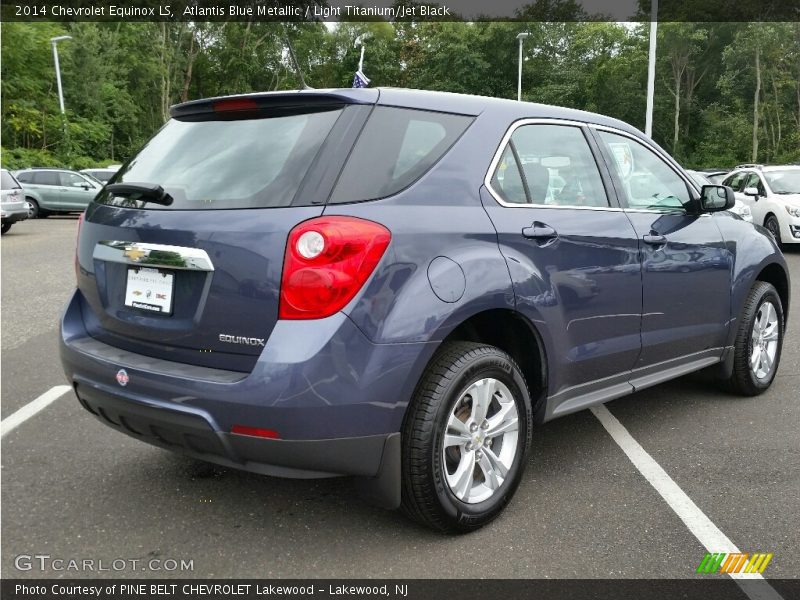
1 171 21 189
96 107 343 210
329 107 473 203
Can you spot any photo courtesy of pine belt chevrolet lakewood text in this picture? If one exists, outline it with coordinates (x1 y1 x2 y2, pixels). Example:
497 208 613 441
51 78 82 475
60 88 790 532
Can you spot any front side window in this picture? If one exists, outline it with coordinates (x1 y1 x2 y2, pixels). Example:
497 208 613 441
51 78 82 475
743 172 766 195
490 124 609 208
60 172 91 187
723 172 747 192
598 131 690 212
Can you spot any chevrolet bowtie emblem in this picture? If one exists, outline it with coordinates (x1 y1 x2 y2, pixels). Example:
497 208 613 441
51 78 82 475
123 246 147 261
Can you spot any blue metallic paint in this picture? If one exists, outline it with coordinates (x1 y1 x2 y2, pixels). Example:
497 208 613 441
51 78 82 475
61 88 789 489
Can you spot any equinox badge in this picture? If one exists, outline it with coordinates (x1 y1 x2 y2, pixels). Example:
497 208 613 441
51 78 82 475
219 334 265 347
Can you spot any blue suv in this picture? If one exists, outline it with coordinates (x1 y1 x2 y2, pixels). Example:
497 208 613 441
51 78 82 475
60 89 789 532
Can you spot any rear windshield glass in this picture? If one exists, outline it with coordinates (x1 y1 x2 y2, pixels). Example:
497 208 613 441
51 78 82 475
329 107 473 203
2 171 21 189
96 107 343 210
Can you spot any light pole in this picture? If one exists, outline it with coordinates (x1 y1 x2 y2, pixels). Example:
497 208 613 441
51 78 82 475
50 35 72 116
516 32 530 102
644 0 658 137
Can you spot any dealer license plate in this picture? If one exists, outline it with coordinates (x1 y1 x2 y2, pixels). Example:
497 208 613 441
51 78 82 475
124 267 175 314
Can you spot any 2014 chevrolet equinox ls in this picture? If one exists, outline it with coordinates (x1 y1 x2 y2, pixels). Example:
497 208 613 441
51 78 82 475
60 88 789 532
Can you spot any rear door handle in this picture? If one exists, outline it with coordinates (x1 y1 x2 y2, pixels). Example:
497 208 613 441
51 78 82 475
522 222 558 242
643 232 667 245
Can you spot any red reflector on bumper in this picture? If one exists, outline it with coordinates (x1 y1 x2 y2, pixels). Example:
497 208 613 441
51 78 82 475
231 424 280 439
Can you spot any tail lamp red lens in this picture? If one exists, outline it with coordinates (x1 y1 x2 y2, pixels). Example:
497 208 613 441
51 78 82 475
231 424 280 439
279 216 391 320
212 98 259 113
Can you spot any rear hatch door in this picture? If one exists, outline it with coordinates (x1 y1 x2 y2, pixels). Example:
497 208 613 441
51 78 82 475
77 91 376 371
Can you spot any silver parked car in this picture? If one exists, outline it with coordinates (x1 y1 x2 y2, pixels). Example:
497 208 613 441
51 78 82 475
13 168 102 218
1 169 29 234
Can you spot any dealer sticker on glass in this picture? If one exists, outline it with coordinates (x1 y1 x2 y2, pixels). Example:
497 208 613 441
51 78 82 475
124 267 174 314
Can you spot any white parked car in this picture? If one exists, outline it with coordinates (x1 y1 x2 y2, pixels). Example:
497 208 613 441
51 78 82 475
1 169 29 234
686 169 753 223
722 165 800 245
80 166 120 183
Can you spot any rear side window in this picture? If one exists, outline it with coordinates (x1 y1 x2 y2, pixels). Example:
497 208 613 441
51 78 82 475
489 124 609 208
1 171 20 189
96 108 343 210
32 172 60 186
490 146 527 204
330 107 473 203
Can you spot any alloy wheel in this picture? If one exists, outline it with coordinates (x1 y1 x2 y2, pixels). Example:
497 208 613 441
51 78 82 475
750 300 779 380
442 377 519 504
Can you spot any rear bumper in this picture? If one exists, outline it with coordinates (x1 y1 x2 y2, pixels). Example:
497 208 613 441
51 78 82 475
1 209 27 223
74 380 396 479
60 289 433 506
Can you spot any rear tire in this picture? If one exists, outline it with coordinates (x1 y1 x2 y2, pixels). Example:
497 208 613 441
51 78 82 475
401 341 533 533
1 223 10 234
724 281 784 396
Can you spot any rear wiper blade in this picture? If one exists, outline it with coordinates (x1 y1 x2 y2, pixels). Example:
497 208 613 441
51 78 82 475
106 182 173 206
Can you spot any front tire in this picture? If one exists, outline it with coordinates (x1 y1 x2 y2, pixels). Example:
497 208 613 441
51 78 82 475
26 198 42 219
724 281 784 396
1 223 10 234
401 341 533 533
764 215 781 246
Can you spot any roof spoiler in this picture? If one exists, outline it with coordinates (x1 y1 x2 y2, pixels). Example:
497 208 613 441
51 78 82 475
169 90 378 120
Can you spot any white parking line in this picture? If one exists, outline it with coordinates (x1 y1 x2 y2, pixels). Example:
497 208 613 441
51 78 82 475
1 385 72 438
591 404 783 600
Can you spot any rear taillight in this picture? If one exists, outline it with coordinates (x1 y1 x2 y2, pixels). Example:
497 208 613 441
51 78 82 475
74 212 84 279
279 216 391 320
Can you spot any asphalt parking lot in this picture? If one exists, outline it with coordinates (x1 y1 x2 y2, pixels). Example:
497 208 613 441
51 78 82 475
2 217 798 582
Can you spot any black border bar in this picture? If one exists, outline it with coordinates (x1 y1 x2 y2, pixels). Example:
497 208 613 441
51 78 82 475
3 579 800 600
3 0 800 23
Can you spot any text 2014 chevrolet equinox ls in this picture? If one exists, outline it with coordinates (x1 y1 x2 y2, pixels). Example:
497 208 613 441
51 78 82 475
60 88 790 532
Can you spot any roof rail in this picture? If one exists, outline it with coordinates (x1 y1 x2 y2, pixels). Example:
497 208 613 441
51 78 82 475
734 163 764 169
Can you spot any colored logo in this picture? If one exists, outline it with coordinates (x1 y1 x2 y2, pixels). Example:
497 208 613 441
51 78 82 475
132 290 142 296
123 246 146 261
696 552 773 574
156 293 167 300
115 369 129 387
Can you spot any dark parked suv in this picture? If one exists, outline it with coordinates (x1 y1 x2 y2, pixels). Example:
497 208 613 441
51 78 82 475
60 88 789 532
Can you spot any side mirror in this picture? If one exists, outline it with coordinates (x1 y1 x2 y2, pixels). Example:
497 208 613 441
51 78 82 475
743 186 760 198
700 185 735 212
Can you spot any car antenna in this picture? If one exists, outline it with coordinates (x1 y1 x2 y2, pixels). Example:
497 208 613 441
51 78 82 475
283 27 312 91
